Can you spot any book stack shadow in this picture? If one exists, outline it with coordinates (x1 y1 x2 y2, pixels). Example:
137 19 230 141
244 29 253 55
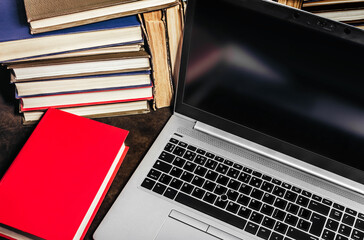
0 0 185 124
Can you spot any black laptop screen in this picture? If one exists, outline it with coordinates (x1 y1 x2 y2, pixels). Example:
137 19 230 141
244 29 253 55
177 0 364 179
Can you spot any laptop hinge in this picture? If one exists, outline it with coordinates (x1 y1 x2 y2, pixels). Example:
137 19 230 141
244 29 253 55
193 121 364 196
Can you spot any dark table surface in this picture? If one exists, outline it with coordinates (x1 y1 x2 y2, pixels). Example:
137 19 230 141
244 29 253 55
0 66 172 239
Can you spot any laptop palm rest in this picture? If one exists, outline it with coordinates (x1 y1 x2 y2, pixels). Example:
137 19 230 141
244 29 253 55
155 210 241 240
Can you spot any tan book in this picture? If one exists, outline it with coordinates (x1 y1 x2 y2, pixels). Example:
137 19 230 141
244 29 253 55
8 51 151 82
278 0 303 8
141 10 174 109
166 3 184 85
24 0 179 34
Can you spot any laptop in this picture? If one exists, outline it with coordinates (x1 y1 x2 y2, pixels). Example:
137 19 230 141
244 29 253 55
94 0 364 239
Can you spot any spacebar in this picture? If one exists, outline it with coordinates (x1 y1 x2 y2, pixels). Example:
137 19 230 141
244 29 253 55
175 192 247 230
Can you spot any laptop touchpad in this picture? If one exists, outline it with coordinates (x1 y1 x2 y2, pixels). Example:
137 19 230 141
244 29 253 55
154 211 219 240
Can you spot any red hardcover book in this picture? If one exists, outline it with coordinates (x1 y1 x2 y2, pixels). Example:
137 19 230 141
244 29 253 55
0 108 129 240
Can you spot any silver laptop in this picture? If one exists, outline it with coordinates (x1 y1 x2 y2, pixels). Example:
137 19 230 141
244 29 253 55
94 0 364 239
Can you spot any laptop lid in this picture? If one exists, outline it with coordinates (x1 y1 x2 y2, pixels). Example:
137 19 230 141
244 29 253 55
175 0 364 186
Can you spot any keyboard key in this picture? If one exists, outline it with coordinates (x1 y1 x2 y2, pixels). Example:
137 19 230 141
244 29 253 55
334 203 345 211
286 203 299 215
187 145 197 151
322 229 335 240
274 198 288 210
194 166 208 177
205 170 218 181
191 175 205 187
214 198 228 209
274 221 288 234
262 216 276 229
250 211 263 224
345 208 357 216
342 214 355 226
205 159 218 170
287 227 319 240
323 199 333 206
214 156 224 162
178 141 188 148
282 182 291 189
147 169 162 180
336 234 348 240
237 194 250 206
227 168 239 179
261 204 274 216
153 160 172 173
355 219 364 231
159 151 175 163
181 171 194 182
272 179 282 185
273 209 286 221
292 187 302 194
299 208 312 220
170 166 183 178
196 149 206 155
302 190 312 198
308 200 330 216
227 179 241 190
284 191 298 202
252 171 262 178
216 163 229 174
227 189 239 201
170 178 183 190
257 227 271 240
164 187 178 199
216 175 229 185
183 161 197 172
249 177 262 188
181 183 194 194
238 172 251 183
273 186 286 198
297 219 311 231
233 163 243 170
326 219 339 231
262 193 276 204
183 150 196 161
262 175 272 182
330 209 343 221
245 222 259 235
239 184 252 195
250 188 264 200
205 152 215 159
312 194 322 202
141 178 156 190
238 206 252 219
338 224 352 237
310 213 326 237
175 192 247 230
296 195 310 207
214 185 227 195
153 183 167 194
192 187 206 199
249 199 262 211
270 232 284 240
202 180 216 192
194 155 207 165
285 214 298 226
173 146 186 157
351 229 364 240
261 181 274 192
226 201 240 214
172 157 185 167
164 143 175 152
169 138 179 144
224 159 233 166
203 192 217 204
243 167 253 174
159 173 172 185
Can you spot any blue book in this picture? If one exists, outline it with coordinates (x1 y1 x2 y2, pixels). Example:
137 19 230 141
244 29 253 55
0 0 143 62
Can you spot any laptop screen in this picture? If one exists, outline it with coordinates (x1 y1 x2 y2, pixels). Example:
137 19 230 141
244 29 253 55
176 0 364 183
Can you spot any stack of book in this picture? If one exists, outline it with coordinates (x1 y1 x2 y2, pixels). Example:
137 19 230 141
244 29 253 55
0 0 184 124
280 0 364 29
302 0 364 29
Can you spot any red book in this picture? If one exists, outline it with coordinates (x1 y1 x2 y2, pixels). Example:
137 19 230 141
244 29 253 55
0 108 129 240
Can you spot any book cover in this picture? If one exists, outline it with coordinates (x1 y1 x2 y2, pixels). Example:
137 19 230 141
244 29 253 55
24 0 179 33
0 108 129 240
0 0 143 62
8 51 151 82
20 85 154 111
14 71 151 98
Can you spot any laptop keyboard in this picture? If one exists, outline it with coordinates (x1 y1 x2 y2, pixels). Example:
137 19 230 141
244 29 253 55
141 137 364 240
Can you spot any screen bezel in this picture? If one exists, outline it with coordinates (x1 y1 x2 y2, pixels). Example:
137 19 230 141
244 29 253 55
175 0 364 184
